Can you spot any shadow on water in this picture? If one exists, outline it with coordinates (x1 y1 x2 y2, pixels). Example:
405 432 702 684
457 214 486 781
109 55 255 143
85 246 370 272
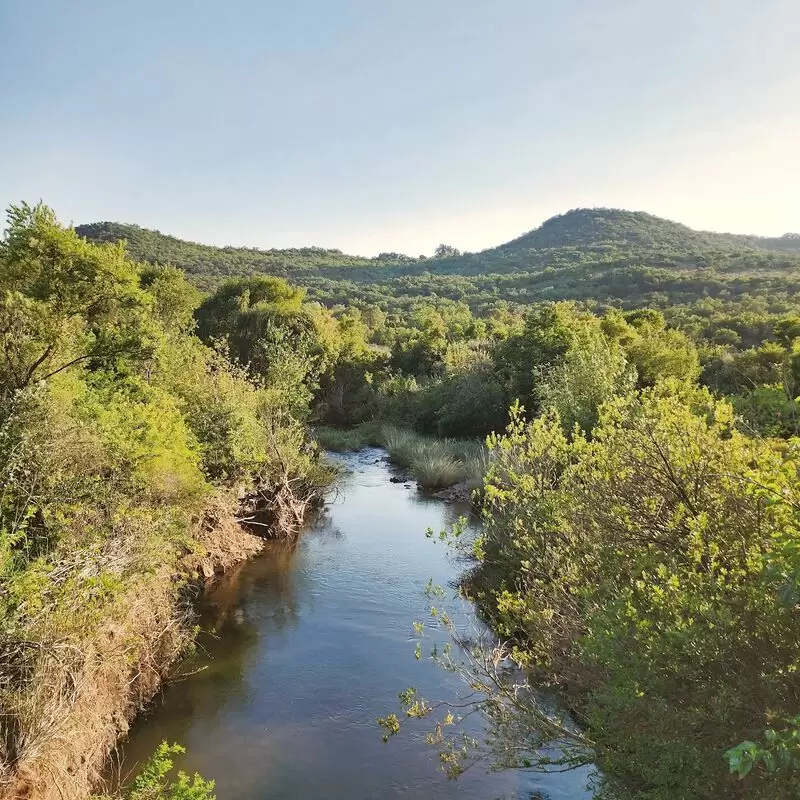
110 449 593 800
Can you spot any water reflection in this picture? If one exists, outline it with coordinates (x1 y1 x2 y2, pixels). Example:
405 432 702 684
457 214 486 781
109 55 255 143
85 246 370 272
201 538 304 635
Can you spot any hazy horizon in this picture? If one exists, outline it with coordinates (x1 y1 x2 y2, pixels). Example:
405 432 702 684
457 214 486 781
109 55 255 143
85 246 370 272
2 1 798 257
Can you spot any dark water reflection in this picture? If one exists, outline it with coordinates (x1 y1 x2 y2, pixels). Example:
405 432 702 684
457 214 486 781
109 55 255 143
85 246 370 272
114 449 592 799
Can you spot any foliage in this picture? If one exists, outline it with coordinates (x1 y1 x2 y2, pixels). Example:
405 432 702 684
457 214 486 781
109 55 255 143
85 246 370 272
78 209 800 442
1 203 154 395
726 719 800 780
0 204 332 791
494 303 577 408
93 742 215 800
458 386 800 798
623 317 700 387
78 211 800 326
382 381 800 798
76 221 421 292
538 319 636 433
731 385 800 438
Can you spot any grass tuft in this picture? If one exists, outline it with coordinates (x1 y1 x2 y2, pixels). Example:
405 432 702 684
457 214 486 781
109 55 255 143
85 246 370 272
411 452 465 489
382 426 489 491
317 423 490 491
381 425 423 467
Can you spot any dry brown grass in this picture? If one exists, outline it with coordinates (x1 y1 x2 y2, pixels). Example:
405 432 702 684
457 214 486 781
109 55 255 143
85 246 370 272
1 572 187 800
184 491 265 578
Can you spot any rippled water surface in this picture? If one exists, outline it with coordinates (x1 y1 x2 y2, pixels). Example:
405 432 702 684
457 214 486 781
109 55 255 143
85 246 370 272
116 449 592 799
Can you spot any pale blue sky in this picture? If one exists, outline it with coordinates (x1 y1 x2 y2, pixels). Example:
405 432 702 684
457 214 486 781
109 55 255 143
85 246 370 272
2 1 798 255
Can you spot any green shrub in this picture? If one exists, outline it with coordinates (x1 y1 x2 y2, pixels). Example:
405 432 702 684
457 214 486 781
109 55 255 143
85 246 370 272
731 384 800 438
469 384 800 799
93 742 215 800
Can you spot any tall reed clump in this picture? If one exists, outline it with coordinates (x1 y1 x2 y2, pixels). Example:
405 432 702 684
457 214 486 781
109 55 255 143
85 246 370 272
381 425 423 469
381 426 489 491
463 444 492 492
410 450 464 489
314 422 489 492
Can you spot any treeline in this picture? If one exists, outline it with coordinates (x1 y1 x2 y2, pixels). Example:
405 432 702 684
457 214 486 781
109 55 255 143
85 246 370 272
75 222 423 292
0 205 331 798
222 284 797 443
502 207 800 252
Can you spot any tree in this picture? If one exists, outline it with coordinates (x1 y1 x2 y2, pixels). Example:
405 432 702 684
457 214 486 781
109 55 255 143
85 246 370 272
774 314 800 348
195 276 321 416
538 322 636 434
623 321 700 386
139 264 202 333
434 244 462 259
0 203 154 394
493 303 581 408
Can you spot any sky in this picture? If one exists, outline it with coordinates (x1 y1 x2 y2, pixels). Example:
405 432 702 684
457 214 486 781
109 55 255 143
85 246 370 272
1 0 799 256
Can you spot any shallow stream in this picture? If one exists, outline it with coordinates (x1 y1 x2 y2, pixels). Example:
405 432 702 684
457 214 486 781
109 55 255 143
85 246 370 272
115 449 591 799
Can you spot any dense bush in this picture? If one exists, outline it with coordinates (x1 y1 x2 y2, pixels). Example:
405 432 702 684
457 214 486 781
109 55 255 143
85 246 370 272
466 386 800 798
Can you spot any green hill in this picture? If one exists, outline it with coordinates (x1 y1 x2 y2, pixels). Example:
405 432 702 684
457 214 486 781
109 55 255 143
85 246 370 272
75 221 423 290
500 208 800 253
76 209 800 311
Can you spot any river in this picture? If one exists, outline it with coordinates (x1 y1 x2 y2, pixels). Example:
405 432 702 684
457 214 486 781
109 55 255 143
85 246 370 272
113 449 593 799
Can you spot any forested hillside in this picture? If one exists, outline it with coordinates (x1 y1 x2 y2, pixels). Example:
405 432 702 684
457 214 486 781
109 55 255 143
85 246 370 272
75 221 422 290
500 208 800 252
77 209 800 316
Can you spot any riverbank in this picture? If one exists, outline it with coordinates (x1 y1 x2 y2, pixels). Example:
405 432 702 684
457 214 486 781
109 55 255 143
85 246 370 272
0 206 340 800
1 485 321 800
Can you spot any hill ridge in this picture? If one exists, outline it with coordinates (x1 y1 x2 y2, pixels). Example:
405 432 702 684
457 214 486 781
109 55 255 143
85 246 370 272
493 208 800 255
77 208 800 269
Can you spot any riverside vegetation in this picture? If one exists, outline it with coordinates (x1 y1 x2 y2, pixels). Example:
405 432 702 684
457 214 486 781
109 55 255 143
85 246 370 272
0 204 333 799
3 202 800 798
